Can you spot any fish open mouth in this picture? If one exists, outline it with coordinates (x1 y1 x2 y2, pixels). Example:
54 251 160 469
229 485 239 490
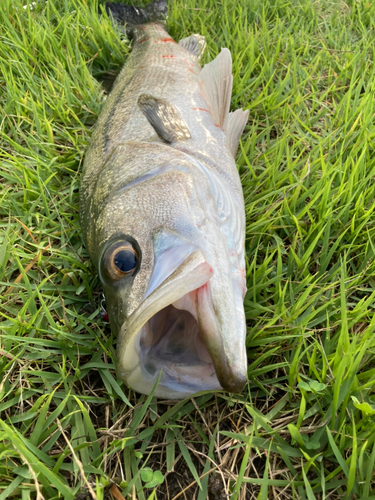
137 290 220 393
116 249 247 398
116 251 222 398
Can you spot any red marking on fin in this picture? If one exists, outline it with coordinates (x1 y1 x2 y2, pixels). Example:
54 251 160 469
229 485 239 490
155 37 175 43
139 37 150 44
188 68 197 73
162 55 175 58
192 107 209 112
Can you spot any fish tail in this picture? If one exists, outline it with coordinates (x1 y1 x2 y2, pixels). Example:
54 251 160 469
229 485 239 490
105 1 168 34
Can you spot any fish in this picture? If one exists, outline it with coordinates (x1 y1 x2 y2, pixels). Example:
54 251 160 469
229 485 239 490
80 0 249 399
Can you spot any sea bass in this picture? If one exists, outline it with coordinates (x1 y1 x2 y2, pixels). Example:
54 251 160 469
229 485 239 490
80 0 249 398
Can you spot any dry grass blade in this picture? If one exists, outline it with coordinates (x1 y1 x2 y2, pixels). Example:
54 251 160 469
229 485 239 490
56 419 98 500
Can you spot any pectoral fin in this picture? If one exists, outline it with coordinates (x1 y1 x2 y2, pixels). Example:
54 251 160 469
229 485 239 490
138 95 191 143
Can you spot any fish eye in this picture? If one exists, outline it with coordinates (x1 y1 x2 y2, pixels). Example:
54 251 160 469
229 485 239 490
103 241 139 280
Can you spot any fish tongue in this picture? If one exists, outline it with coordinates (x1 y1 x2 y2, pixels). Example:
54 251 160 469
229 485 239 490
196 284 246 393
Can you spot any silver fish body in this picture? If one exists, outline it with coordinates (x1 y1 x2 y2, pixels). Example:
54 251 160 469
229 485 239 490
80 16 249 398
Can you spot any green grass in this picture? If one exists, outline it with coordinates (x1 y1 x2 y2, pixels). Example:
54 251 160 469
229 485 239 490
1 0 375 498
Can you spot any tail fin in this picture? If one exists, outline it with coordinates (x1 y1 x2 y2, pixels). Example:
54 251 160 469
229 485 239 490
105 1 168 32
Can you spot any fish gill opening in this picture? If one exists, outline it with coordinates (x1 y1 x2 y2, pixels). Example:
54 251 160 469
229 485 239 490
137 291 220 392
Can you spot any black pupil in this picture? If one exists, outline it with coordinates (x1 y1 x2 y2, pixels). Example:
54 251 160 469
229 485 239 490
114 249 137 273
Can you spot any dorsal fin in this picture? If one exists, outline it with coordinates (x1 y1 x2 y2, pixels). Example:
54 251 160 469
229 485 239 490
198 48 233 131
138 95 191 143
227 109 249 157
178 34 206 59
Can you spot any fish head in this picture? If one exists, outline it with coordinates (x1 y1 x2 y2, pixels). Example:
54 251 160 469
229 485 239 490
88 146 247 398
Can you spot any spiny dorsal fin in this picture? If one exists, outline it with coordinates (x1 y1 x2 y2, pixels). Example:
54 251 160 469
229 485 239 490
179 34 206 59
227 108 249 157
138 95 191 143
198 48 233 131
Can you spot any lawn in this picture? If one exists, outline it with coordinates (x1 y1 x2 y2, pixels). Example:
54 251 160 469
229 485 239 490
1 0 375 498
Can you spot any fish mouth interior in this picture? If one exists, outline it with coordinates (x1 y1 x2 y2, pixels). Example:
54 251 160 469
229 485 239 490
137 290 220 393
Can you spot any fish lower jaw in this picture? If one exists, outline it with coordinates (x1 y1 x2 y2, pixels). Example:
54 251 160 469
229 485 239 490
117 280 247 398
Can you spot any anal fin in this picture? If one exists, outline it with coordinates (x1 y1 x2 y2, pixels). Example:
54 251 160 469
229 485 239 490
138 95 191 143
198 48 233 131
227 109 249 157
179 34 206 59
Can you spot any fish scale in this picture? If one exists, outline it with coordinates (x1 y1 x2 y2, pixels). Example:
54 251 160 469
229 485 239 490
80 0 249 398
